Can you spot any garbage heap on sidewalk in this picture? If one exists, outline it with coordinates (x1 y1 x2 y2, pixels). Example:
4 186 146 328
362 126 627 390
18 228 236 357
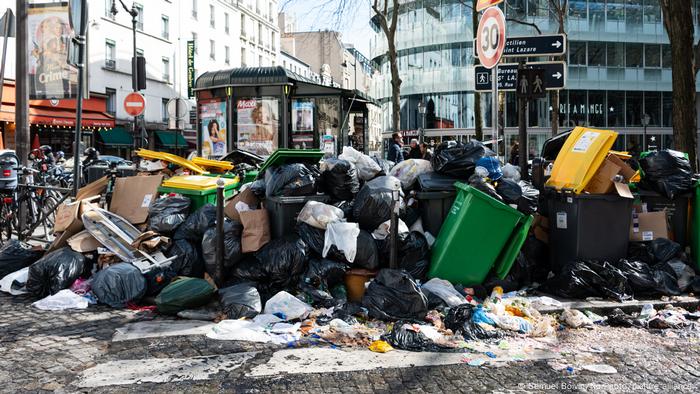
1 130 699 353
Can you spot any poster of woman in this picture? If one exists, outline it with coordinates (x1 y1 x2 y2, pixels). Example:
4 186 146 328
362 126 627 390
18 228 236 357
199 100 227 158
291 99 314 149
237 98 279 156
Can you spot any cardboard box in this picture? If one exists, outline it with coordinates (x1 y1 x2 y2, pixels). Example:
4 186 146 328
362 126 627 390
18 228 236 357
109 175 164 224
53 178 108 233
630 210 669 242
585 154 635 198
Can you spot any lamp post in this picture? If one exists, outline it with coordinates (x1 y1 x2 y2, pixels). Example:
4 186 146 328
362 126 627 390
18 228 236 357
417 100 426 144
642 113 650 152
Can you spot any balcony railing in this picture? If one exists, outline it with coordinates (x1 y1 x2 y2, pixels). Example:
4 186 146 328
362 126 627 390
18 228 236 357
104 59 116 70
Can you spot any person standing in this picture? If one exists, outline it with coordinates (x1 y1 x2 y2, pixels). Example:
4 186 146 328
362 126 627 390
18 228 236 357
419 142 432 161
408 139 422 159
388 132 404 164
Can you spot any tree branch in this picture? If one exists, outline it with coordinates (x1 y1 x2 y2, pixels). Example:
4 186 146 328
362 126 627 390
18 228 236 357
506 18 542 35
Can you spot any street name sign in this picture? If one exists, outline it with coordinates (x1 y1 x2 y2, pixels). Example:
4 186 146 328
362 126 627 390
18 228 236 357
476 7 506 69
503 34 566 57
475 62 566 92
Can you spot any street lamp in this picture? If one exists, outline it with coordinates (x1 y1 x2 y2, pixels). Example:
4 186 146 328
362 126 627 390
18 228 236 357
417 100 426 143
642 113 650 152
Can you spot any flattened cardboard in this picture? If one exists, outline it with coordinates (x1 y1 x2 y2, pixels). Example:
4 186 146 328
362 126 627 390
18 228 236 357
53 178 108 233
225 188 260 222
630 211 669 242
67 230 101 252
109 175 164 224
585 158 621 194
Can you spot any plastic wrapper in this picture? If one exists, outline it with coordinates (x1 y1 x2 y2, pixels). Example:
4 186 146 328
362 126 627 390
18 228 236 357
263 290 313 320
155 277 216 315
298 258 347 307
297 201 344 230
353 176 404 231
476 156 503 180
0 240 43 279
639 150 694 199
296 222 325 256
201 219 243 280
431 140 494 179
444 304 501 341
148 195 191 234
26 248 86 298
372 219 410 241
174 204 217 242
265 163 316 197
319 158 359 201
328 230 379 270
92 263 147 308
166 239 204 277
649 238 682 263
0 267 29 295
468 175 502 201
421 278 465 307
322 222 360 263
339 146 382 181
32 289 88 311
219 283 262 319
362 269 428 321
389 159 433 189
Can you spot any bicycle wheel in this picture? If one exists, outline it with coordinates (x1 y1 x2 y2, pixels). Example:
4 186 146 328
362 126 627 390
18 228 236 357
0 203 13 244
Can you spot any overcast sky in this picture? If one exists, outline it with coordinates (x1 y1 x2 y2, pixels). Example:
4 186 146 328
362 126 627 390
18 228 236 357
279 0 374 57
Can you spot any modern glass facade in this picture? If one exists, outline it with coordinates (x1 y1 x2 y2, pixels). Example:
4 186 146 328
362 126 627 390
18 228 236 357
370 0 700 156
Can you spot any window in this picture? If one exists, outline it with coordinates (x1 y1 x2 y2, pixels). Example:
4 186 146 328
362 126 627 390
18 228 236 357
626 43 643 67
644 91 661 126
105 40 116 69
259 55 263 66
587 42 605 66
269 2 274 21
644 44 661 68
661 44 672 68
106 88 116 115
225 13 230 34
662 91 673 127
161 15 169 39
105 0 115 18
271 31 276 51
192 32 198 54
626 91 643 126
162 98 169 122
210 5 215 28
569 41 586 66
134 3 143 30
241 14 246 37
258 23 263 45
607 42 624 67
607 91 625 127
192 0 197 18
225 46 230 64
210 40 216 60
241 48 247 67
162 57 170 82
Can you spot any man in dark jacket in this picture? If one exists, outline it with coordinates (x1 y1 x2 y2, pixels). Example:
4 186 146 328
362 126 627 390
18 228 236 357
388 132 404 164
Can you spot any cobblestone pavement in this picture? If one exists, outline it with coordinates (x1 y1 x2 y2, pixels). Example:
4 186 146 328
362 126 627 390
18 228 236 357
1 292 699 393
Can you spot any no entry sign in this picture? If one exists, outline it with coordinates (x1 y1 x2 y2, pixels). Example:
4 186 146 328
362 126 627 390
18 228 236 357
476 7 506 69
123 92 146 117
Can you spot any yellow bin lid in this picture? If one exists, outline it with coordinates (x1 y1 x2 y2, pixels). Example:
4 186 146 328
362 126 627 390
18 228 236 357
191 157 234 171
545 126 618 193
136 149 208 175
162 175 237 191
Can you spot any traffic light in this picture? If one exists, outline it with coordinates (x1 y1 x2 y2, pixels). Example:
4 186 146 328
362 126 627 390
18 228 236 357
132 56 147 90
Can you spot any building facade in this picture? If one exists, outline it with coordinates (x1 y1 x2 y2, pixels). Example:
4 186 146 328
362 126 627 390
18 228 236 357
369 0 700 158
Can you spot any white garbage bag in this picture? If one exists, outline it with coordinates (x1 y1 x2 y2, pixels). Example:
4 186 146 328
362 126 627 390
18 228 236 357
32 289 88 311
322 221 360 262
263 291 313 321
339 146 381 181
0 267 29 295
502 164 522 181
422 278 466 307
389 159 433 189
297 201 345 230
371 219 409 241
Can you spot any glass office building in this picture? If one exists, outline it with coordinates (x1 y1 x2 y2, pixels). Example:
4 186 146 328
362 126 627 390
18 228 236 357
369 0 700 157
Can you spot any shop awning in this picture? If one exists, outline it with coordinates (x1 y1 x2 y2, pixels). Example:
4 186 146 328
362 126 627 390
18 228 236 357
97 127 133 146
29 107 116 128
155 131 188 148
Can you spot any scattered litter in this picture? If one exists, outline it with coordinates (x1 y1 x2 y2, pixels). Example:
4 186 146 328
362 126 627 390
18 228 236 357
582 364 618 374
32 289 89 311
368 340 394 353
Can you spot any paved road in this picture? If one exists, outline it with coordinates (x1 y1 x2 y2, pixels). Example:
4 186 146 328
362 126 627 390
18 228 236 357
1 293 699 393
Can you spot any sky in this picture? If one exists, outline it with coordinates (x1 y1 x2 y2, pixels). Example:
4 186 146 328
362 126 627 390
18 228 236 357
279 0 374 57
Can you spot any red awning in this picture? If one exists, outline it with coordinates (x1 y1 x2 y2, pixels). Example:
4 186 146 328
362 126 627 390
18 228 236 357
28 107 115 128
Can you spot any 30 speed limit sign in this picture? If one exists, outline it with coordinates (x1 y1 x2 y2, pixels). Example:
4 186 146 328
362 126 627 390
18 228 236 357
476 7 506 69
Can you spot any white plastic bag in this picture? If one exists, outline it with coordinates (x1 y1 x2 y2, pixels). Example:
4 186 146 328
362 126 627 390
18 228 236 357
297 200 345 229
502 163 521 181
559 309 593 328
371 219 409 240
323 221 360 262
339 146 381 181
32 289 89 311
422 278 466 307
263 291 313 321
389 159 433 189
0 267 29 295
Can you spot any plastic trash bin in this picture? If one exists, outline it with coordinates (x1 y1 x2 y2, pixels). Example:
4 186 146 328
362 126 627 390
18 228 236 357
690 182 700 271
158 175 239 211
264 194 330 239
428 183 533 286
547 190 633 273
416 191 456 237
638 189 691 247
258 149 325 174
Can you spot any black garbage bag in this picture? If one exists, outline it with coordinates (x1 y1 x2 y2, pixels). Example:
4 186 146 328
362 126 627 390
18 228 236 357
614 259 658 295
167 239 204 277
649 238 682 263
606 308 638 327
690 277 700 293
296 222 325 256
627 242 654 264
26 248 86 298
423 288 449 311
655 259 696 292
202 219 243 279
233 236 310 294
333 201 355 222
587 261 632 301
431 140 494 179
265 163 316 197
298 259 347 307
155 277 216 315
544 260 632 301
328 230 379 270
248 179 267 199
383 320 455 352
353 176 404 231
485 252 535 293
362 269 428 321
320 158 360 201
495 178 522 203
219 283 262 319
639 150 694 199
517 181 539 215
148 195 191 234
651 268 682 295
444 304 501 341
174 204 217 242
143 265 177 296
400 205 420 227
373 157 394 176
92 263 147 308
468 175 502 201
0 240 43 278
377 231 430 274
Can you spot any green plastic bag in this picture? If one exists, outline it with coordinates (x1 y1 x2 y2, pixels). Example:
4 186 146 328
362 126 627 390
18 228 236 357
155 277 215 314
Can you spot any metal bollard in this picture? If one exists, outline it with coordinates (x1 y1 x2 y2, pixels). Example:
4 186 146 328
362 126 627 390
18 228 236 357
389 181 400 270
215 178 225 287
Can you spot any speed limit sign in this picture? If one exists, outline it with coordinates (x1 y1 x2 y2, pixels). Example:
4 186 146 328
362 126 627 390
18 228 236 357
476 7 506 69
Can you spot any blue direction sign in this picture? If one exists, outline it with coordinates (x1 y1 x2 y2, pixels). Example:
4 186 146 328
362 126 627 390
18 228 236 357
475 62 566 92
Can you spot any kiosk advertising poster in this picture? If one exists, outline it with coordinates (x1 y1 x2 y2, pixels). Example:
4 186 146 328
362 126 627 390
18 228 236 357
237 97 279 156
291 99 314 149
28 1 78 99
199 99 227 158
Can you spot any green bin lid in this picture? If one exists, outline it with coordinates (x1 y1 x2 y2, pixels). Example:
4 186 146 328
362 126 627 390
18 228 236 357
258 149 324 174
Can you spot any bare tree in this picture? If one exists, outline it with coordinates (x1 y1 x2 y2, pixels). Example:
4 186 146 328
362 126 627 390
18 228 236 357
371 0 401 134
548 0 568 137
660 0 698 170
472 0 483 140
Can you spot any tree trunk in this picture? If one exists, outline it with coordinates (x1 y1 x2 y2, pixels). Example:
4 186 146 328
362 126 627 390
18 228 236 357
387 34 402 134
551 90 559 135
661 0 697 170
473 0 483 140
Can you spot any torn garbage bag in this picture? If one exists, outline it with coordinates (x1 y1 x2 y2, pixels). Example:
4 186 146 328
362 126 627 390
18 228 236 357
431 140 494 179
468 175 502 201
362 269 428 321
155 277 215 315
265 163 316 197
0 240 43 278
319 158 359 201
353 176 404 231
26 248 86 298
174 204 217 242
202 219 243 279
92 263 147 308
219 283 262 319
297 200 344 230
323 222 360 263
147 195 191 234
639 150 694 199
